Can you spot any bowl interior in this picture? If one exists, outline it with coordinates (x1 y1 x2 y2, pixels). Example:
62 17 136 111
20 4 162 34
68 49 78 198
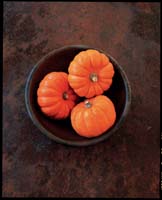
26 45 129 145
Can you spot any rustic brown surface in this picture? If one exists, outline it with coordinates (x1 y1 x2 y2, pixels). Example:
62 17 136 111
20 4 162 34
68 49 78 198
3 2 160 198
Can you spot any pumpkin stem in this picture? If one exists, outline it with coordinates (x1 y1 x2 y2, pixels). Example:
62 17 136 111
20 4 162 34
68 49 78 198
63 92 68 100
85 100 92 108
90 73 98 82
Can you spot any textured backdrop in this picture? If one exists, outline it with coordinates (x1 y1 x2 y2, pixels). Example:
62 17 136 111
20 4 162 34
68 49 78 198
3 2 160 198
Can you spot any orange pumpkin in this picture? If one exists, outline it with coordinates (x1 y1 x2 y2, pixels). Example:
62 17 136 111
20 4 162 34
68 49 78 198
37 72 78 119
71 95 116 138
68 49 115 98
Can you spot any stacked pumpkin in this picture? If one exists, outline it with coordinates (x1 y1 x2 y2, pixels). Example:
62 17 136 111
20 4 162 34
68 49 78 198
37 49 116 138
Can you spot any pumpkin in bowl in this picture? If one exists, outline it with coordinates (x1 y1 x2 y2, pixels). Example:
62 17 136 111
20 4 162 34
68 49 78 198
71 95 116 138
68 49 115 98
37 72 78 119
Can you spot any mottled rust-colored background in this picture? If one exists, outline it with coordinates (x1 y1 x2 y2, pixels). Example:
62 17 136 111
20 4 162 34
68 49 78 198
3 2 160 198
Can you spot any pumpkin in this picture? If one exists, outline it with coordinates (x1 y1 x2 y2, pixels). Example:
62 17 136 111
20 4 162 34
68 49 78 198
71 95 116 138
68 49 115 98
37 72 78 119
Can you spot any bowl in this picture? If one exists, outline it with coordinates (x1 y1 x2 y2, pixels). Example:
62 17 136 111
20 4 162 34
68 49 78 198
25 45 131 146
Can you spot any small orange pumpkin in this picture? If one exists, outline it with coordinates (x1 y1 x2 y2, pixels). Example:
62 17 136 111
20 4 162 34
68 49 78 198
37 72 78 119
68 49 115 98
71 95 116 138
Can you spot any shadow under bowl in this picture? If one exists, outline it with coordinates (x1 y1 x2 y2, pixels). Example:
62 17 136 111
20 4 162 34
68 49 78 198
25 45 131 146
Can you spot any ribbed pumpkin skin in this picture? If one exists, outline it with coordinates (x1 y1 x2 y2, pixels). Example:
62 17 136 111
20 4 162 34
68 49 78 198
68 49 115 98
37 72 78 119
71 95 116 138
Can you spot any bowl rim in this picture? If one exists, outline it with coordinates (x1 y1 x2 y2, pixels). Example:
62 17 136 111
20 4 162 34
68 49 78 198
25 44 131 146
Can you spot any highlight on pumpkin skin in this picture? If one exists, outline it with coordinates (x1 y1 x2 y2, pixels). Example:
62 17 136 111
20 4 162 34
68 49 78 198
68 49 115 98
37 72 79 119
71 95 116 138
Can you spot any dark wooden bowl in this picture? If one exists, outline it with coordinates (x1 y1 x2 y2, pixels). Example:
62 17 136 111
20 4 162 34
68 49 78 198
25 45 131 146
